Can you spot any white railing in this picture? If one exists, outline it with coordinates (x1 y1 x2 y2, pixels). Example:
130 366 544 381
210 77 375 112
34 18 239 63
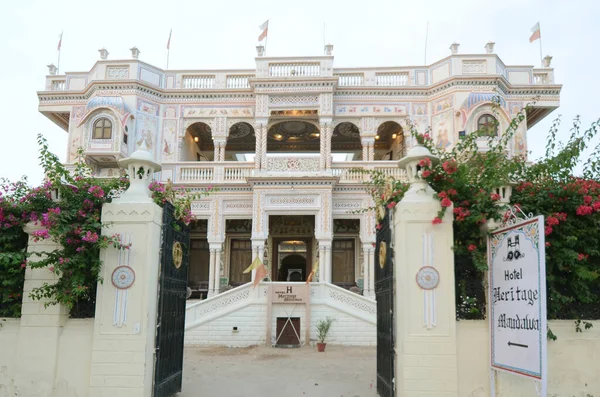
376 72 409 86
331 161 408 183
226 75 252 88
268 62 320 77
185 282 264 328
310 283 376 324
180 165 214 182
224 163 255 181
533 73 549 84
50 80 66 91
336 73 364 86
183 75 215 89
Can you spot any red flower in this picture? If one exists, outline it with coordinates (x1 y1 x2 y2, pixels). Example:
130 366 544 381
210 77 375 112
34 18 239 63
447 189 458 196
376 223 382 230
490 193 501 201
576 205 593 216
468 244 477 252
387 201 397 209
584 195 593 205
438 191 447 199
418 158 432 167
422 170 432 178
546 216 559 226
440 198 452 208
545 242 551 247
432 217 443 225
544 226 553 236
593 201 600 211
577 253 589 261
442 160 458 174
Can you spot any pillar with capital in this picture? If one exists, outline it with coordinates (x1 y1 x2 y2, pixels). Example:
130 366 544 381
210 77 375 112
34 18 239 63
208 243 223 296
319 118 332 170
393 144 458 396
361 137 375 161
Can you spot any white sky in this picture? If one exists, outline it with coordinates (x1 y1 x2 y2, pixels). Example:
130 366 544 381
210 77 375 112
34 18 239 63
1 0 598 185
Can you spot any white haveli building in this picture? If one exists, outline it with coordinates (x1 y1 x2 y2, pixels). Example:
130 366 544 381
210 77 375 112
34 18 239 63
38 43 561 347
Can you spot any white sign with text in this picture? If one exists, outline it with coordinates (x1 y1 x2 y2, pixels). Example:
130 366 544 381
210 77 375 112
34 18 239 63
488 216 546 382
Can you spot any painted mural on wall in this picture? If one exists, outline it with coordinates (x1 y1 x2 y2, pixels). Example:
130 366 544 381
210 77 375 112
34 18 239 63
182 107 253 117
432 96 453 115
137 99 159 117
335 104 408 116
411 103 429 135
162 119 177 162
164 106 178 118
135 115 157 152
432 109 454 150
68 134 82 162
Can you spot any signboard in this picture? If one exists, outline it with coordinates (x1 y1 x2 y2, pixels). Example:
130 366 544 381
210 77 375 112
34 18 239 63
488 216 546 383
272 284 307 303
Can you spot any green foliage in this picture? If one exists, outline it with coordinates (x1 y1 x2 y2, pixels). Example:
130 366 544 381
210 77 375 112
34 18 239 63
0 134 215 317
316 317 333 343
363 97 600 326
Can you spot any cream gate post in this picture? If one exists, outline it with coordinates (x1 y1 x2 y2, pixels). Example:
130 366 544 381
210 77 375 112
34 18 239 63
14 223 67 396
394 145 458 396
88 147 163 397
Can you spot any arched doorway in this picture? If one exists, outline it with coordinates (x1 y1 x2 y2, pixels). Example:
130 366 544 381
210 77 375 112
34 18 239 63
279 254 307 282
375 121 405 160
225 122 256 161
332 122 362 161
183 122 213 161
266 121 320 170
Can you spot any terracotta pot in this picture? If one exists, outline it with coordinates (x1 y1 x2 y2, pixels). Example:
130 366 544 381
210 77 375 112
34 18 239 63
317 342 326 352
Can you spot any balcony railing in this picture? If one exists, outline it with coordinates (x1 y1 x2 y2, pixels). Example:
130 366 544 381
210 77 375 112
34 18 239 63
162 161 407 184
336 73 364 86
533 73 549 84
50 80 66 91
226 75 252 89
268 62 320 77
183 75 215 89
376 72 409 86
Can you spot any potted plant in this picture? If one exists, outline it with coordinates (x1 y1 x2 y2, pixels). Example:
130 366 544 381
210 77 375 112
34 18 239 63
316 317 333 352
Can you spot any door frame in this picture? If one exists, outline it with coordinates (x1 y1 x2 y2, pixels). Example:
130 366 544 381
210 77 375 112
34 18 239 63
271 237 312 282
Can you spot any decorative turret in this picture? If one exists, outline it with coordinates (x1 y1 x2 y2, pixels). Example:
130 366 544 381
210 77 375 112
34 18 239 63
397 144 439 201
449 42 460 55
485 41 495 54
115 142 160 203
130 46 141 60
98 48 109 60
256 45 265 57
47 64 58 75
324 44 333 56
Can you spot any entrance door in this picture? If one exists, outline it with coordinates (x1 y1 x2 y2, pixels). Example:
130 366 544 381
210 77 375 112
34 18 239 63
272 239 312 282
276 317 301 346
154 202 190 397
375 209 394 397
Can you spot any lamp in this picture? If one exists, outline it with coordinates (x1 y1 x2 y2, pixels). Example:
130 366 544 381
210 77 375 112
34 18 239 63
194 136 199 142
392 133 397 139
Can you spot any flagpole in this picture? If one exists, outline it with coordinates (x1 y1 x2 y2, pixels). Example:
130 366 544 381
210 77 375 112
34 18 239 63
323 22 326 54
539 27 543 67
424 21 429 65
57 31 62 74
166 49 170 69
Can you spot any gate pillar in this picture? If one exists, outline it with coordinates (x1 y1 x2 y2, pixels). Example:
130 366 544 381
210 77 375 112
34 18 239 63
88 149 164 397
393 145 458 396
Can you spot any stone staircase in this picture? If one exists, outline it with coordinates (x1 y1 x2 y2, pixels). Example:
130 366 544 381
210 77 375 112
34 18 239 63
184 282 376 347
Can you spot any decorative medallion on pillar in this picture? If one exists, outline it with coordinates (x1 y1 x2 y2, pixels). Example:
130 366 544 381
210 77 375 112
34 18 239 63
379 241 387 269
112 233 133 327
418 231 438 329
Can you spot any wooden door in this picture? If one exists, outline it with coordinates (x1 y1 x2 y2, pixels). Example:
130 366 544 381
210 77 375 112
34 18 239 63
276 317 301 346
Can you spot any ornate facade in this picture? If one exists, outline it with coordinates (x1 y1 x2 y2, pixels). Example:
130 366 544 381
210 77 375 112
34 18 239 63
38 43 561 299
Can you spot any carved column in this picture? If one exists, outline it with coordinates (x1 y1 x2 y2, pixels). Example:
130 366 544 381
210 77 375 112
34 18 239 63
261 125 268 170
325 124 333 169
210 244 223 294
208 248 216 297
318 244 326 282
254 123 262 169
368 247 375 296
324 243 333 282
361 138 375 161
362 243 373 297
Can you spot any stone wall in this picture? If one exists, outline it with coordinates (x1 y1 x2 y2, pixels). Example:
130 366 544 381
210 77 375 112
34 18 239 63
457 320 600 397
0 318 94 397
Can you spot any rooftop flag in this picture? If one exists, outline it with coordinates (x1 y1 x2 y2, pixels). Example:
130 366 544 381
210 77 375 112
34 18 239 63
529 22 541 43
57 31 63 51
258 20 268 41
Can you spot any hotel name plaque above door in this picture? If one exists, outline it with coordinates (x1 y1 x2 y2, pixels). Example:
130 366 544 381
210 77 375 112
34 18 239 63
272 284 307 303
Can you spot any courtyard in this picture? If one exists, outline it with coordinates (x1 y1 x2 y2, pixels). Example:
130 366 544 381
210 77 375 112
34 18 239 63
181 345 377 397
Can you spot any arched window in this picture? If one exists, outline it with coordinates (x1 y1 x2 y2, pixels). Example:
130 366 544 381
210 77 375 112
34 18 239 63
477 114 498 137
93 118 112 139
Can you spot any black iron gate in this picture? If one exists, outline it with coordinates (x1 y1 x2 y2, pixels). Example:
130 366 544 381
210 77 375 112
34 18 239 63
375 209 394 397
154 202 190 397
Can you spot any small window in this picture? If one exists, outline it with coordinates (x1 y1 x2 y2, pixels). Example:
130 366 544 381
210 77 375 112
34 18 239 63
93 118 112 139
477 114 498 137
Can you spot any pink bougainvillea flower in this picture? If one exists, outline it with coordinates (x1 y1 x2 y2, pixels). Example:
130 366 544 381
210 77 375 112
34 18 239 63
440 198 452 208
432 217 442 225
386 201 397 209
467 244 477 252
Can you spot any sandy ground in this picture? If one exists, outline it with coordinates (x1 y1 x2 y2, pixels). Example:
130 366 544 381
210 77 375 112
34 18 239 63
180 345 377 397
